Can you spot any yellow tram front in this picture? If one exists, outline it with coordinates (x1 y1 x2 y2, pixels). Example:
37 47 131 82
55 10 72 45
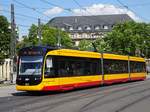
16 46 58 91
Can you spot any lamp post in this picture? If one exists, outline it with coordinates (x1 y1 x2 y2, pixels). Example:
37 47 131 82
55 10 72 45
57 28 61 47
10 4 16 83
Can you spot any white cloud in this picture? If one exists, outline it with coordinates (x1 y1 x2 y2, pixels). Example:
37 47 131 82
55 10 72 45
44 7 64 15
72 4 141 21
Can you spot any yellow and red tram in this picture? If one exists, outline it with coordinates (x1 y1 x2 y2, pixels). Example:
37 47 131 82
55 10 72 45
16 46 147 91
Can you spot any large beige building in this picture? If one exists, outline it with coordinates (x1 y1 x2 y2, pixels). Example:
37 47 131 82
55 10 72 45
48 14 133 46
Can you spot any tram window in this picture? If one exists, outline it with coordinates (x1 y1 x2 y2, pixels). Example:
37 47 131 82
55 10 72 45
130 62 146 73
57 61 70 77
85 61 100 75
57 59 87 76
44 57 55 78
85 62 91 75
70 61 85 76
54 56 101 77
104 59 128 74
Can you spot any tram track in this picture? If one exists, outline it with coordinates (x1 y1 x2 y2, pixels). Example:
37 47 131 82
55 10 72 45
115 91 150 112
79 86 150 112
0 80 150 112
19 81 150 112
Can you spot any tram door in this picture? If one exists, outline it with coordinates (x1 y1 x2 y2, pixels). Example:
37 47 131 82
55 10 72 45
44 56 60 90
56 57 74 90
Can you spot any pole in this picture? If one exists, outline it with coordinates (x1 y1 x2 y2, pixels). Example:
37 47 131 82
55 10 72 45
10 4 15 58
10 4 16 83
38 18 42 45
57 28 61 47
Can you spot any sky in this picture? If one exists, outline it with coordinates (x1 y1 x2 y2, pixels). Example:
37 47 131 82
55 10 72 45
0 0 150 39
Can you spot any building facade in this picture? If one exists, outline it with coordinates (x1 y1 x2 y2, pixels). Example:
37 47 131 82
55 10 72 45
0 58 16 83
0 59 11 83
48 14 133 46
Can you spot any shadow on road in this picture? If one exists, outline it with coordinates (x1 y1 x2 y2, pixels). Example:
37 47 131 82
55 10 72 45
11 80 145 97
11 91 64 96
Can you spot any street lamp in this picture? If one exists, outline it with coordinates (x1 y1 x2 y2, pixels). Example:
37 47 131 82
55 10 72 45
56 27 61 47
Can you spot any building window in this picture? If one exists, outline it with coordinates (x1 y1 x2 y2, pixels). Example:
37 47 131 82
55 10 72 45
94 26 100 30
83 33 88 38
70 34 74 39
78 34 81 38
103 25 109 29
77 26 82 30
69 27 73 31
85 26 91 30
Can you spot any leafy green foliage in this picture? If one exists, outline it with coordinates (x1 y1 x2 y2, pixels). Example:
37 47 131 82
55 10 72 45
78 39 93 51
94 37 111 52
28 24 39 45
17 24 73 49
105 21 150 57
0 16 11 61
42 25 73 47
16 35 31 50
78 38 111 52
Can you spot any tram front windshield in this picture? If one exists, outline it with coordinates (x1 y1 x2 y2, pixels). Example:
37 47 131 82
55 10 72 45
19 56 43 75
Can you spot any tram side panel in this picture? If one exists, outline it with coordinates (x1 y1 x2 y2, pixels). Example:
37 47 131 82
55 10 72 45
54 56 102 90
129 61 146 81
103 59 130 84
129 56 147 81
42 56 103 91
102 53 130 84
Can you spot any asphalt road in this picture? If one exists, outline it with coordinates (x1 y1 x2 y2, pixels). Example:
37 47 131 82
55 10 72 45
1 79 150 112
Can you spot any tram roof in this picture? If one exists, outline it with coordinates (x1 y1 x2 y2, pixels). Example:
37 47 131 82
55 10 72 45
18 46 145 62
47 49 101 58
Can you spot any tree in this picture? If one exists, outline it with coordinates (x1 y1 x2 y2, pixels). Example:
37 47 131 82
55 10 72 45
105 21 150 58
17 24 73 49
16 35 30 50
78 39 93 51
78 38 111 52
0 16 11 62
94 37 111 52
16 24 39 50
28 24 39 46
42 25 73 47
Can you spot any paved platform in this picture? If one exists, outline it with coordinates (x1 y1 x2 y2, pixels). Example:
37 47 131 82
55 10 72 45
0 85 17 97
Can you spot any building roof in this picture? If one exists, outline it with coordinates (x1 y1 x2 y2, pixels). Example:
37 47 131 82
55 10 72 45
48 14 133 33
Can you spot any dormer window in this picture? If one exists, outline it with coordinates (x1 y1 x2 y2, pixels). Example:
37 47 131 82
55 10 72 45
69 27 73 31
95 26 100 30
85 26 91 30
77 26 82 30
103 25 108 29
